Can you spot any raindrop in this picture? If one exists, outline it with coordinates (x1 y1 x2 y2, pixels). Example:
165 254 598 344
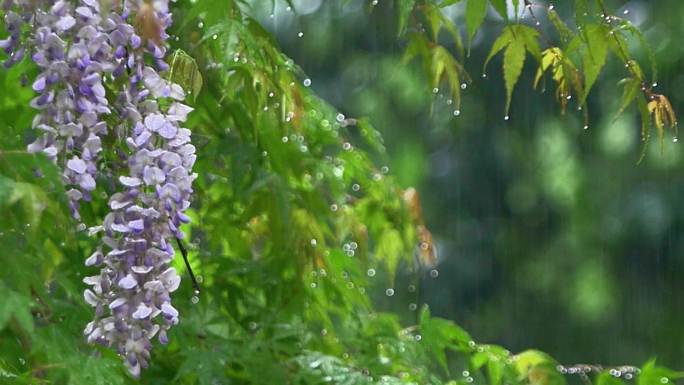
352 183 360 191
661 378 669 384
268 92 275 97
462 371 470 377
407 284 416 293
282 136 289 143
460 83 467 90
453 109 461 117
466 377 474 383
336 113 345 122
197 21 204 28
330 204 338 212
432 87 439 94
446 99 453 105
504 115 510 121
248 321 258 330
343 142 352 151
409 303 417 311
429 269 439 278
310 238 317 247
566 94 572 100
212 34 217 40
652 82 658 88
191 295 199 304
367 268 376 277
414 334 422 341
372 0 378 4
673 137 679 143
77 223 87 231
623 9 629 15
381 166 389 174
303 78 312 87
482 73 488 78
310 282 318 288
385 288 395 296
583 125 589 130
286 6 292 11
297 32 304 38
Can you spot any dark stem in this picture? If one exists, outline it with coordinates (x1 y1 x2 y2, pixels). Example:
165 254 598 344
175 236 200 294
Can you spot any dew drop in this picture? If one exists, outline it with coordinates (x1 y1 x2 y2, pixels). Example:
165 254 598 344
460 83 467 90
303 78 312 87
407 284 416 292
432 87 439 94
583 125 589 130
409 303 417 311
623 9 629 15
352 183 360 191
336 113 345 122
504 115 510 121
310 238 317 247
446 99 453 105
367 268 376 277
197 21 204 28
482 73 488 78
652 82 658 88
414 334 422 341
191 295 199 304
385 288 395 296
661 378 669 384
453 109 461 117
282 136 289 143
212 34 217 40
380 166 389 174
297 32 304 38
310 282 317 288
371 0 378 4
330 204 338 212
343 142 352 151
429 269 439 278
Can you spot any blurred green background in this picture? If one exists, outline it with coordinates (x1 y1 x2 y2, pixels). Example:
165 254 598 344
254 0 684 368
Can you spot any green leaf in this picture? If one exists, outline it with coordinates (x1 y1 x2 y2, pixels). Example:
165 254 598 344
613 77 640 122
489 0 507 19
168 49 204 100
397 0 416 36
465 0 488 51
596 372 625 385
0 284 34 335
581 24 608 104
503 38 526 116
638 360 684 385
483 27 514 74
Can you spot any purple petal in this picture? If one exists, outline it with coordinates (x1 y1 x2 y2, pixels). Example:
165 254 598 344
161 303 178 318
119 176 142 187
132 303 152 319
118 274 137 289
67 157 87 174
157 123 177 139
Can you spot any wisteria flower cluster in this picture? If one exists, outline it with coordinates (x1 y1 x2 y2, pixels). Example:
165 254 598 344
1 0 196 376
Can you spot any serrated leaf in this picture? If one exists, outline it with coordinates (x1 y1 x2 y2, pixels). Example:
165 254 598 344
503 38 526 116
168 49 203 100
465 0 488 51
489 0 507 19
613 77 640 122
397 0 416 36
483 27 514 74
581 24 608 104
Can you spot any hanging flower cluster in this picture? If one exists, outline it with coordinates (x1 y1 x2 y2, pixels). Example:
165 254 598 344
1 0 196 376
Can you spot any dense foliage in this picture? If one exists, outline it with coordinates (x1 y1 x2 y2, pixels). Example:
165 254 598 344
0 0 681 384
